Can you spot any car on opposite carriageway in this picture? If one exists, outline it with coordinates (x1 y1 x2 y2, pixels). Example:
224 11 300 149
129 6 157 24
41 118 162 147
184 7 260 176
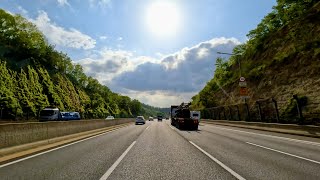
135 116 146 125
105 116 115 120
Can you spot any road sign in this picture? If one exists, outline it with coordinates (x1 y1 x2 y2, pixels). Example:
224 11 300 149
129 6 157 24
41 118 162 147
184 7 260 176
239 81 247 87
240 87 248 96
239 77 246 82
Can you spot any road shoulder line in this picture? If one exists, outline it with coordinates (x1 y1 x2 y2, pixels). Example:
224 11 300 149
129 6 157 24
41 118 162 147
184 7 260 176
202 121 320 138
189 141 246 180
208 125 320 147
246 142 320 165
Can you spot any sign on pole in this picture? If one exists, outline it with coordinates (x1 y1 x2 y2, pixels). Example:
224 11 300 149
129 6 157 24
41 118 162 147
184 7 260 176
240 87 249 99
239 77 249 99
239 76 247 87
240 87 248 96
239 81 247 87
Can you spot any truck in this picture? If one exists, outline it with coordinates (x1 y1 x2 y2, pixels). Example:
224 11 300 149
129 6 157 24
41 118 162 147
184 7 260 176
39 107 61 122
170 102 199 130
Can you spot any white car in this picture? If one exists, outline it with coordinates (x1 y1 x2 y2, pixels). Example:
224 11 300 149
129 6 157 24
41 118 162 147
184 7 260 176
135 116 145 125
190 111 201 122
105 116 115 120
149 116 153 121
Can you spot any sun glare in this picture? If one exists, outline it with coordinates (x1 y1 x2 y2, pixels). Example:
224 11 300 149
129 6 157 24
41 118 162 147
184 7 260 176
146 1 181 37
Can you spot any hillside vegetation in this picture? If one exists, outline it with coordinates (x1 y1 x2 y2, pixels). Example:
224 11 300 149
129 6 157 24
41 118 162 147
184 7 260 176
191 0 320 121
0 9 162 120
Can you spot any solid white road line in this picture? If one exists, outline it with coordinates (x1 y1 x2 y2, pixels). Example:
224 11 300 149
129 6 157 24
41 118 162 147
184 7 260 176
246 142 320 165
100 141 136 180
208 125 320 147
0 127 125 168
189 141 246 180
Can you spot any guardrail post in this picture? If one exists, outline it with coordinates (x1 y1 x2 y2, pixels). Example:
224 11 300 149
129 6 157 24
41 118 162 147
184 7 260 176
245 103 250 121
272 98 280 123
214 109 218 120
256 101 263 122
293 95 304 124
236 105 241 121
228 106 233 120
211 109 215 120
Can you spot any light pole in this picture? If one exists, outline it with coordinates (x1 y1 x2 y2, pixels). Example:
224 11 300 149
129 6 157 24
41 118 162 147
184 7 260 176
217 51 248 104
217 52 242 77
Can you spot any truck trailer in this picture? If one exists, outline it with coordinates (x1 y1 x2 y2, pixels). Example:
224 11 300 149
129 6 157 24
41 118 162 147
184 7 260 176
171 103 199 130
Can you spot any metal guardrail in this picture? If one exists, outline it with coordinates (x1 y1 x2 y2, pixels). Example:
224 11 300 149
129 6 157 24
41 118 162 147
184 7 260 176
200 95 320 126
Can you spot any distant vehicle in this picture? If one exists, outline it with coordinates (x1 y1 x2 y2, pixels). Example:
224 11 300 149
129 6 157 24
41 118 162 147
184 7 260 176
149 116 153 121
165 117 169 120
61 112 71 120
106 116 115 120
60 111 81 120
136 116 145 125
39 107 61 122
70 112 81 120
171 103 199 130
190 111 201 122
157 115 163 121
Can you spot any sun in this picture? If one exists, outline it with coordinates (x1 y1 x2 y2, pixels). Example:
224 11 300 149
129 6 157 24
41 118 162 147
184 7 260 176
146 1 181 37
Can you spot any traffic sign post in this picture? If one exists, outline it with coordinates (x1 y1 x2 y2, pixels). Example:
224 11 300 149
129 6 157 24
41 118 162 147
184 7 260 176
240 87 248 96
239 77 249 99
239 81 247 87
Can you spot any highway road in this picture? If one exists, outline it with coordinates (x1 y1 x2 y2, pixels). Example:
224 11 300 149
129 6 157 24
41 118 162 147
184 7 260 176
1 120 320 180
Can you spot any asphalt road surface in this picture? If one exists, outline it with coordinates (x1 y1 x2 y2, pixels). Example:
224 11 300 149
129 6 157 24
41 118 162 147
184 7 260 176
1 120 320 180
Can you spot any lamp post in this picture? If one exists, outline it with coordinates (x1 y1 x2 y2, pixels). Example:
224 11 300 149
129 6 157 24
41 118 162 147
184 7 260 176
217 51 248 101
217 52 242 77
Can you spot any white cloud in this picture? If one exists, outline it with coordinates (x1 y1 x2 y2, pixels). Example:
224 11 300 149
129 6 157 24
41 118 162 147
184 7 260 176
117 37 123 41
57 0 70 7
99 36 108 40
78 48 155 84
17 6 28 15
31 11 96 50
89 0 112 8
79 37 240 107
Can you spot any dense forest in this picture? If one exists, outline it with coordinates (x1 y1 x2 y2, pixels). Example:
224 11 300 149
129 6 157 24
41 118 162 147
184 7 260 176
141 103 170 117
191 0 320 121
0 9 163 120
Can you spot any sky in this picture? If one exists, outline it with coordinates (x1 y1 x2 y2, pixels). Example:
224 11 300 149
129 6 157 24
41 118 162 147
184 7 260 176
0 0 277 107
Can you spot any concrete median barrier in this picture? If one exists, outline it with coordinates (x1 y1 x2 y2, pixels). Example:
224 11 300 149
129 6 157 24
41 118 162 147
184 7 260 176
0 119 134 149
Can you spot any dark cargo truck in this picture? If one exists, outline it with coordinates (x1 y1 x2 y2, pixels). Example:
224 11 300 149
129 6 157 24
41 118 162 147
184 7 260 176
170 103 199 130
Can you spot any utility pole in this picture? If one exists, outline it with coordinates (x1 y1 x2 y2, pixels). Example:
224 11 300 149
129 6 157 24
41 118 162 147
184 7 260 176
217 52 248 103
217 52 242 77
